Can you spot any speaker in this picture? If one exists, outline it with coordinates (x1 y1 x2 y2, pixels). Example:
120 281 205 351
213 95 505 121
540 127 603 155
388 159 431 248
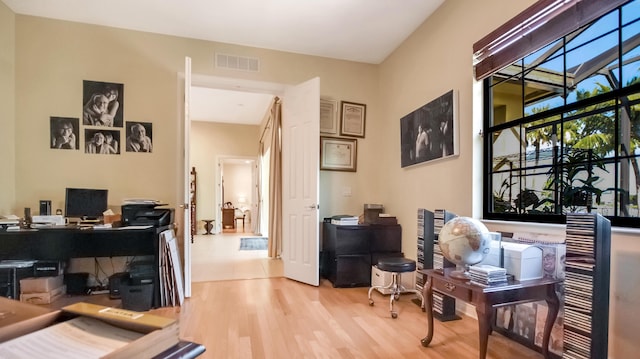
109 272 129 299
39 200 51 216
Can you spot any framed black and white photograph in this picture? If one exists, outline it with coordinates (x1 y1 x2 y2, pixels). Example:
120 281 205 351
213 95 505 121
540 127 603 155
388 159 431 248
125 121 153 153
320 98 338 134
320 136 357 172
84 129 120 155
50 117 79 150
82 80 124 127
400 90 458 168
340 101 366 138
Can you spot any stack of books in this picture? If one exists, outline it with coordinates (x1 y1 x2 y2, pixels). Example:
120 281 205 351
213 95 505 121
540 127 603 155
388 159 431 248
330 215 359 225
469 264 508 287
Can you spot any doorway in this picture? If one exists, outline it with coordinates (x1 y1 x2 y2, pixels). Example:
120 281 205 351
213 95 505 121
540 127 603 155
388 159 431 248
219 157 256 234
187 77 284 283
185 74 320 287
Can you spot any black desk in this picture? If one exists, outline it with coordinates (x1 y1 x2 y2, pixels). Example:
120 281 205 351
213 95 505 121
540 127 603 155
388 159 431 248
0 225 170 308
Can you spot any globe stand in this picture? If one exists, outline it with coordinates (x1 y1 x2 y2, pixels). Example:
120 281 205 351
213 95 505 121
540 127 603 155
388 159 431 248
449 264 472 280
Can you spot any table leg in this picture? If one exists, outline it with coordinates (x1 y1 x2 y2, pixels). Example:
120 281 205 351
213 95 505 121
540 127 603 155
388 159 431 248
542 284 560 359
420 276 434 347
475 303 492 359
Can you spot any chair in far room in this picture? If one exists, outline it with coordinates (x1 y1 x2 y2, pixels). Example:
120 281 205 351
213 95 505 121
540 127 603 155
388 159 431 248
234 208 246 229
368 257 423 318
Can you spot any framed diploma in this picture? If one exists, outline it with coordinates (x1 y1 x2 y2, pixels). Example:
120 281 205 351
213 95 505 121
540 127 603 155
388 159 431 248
340 101 366 138
320 136 357 172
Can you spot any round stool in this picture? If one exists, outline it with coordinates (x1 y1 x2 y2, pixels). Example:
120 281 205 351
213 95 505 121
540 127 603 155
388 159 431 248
368 257 424 318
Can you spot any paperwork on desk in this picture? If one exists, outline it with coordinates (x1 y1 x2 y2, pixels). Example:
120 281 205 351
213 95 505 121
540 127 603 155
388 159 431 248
0 300 179 359
0 316 143 359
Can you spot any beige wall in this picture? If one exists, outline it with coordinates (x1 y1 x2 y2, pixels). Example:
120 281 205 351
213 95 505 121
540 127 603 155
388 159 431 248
190 121 259 232
9 15 379 218
0 1 15 214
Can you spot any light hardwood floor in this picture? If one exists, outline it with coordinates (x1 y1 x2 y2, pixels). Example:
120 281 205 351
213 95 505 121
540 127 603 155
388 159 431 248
152 278 544 359
48 228 543 359
190 231 283 282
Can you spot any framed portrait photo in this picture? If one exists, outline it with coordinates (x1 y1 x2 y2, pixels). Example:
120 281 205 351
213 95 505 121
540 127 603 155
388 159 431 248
320 98 338 134
320 136 357 172
400 90 458 168
340 101 366 138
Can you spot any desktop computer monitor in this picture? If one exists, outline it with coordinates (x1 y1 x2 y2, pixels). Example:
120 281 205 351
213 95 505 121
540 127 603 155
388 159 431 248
64 187 108 220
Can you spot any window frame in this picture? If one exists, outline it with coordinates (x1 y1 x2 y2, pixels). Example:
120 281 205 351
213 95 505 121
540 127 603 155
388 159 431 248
482 1 640 228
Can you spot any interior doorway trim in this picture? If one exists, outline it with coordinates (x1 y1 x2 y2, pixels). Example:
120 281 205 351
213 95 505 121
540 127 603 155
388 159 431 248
217 155 258 234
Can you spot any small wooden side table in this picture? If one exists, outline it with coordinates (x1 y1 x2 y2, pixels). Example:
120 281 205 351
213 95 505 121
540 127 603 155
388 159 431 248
203 219 214 235
420 268 560 359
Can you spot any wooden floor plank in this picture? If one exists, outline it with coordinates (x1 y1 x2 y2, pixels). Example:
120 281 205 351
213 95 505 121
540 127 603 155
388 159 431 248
150 278 545 359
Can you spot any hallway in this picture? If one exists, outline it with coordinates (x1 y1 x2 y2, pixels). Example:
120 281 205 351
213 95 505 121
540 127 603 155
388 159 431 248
190 229 283 283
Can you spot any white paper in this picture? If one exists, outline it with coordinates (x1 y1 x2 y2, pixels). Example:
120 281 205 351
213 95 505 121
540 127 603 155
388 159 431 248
0 316 143 359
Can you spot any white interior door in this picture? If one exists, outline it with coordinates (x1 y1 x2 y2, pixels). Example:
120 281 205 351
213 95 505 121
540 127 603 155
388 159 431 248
281 77 320 286
183 56 192 297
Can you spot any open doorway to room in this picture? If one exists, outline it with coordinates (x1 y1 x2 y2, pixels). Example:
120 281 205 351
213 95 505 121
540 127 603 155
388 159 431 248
188 84 283 283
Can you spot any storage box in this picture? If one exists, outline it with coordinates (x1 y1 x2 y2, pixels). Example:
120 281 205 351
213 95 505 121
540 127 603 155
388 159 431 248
20 275 64 293
0 298 179 358
501 242 543 281
371 265 416 294
20 285 66 305
120 283 154 312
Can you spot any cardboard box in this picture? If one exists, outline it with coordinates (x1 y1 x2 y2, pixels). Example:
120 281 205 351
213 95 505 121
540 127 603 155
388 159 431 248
20 285 66 305
104 214 122 225
20 275 64 293
0 299 179 358
371 265 416 294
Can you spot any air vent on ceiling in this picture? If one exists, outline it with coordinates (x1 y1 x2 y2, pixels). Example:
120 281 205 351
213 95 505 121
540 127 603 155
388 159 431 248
215 53 260 72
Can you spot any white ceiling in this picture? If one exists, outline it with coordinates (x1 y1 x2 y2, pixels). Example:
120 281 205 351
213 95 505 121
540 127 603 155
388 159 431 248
3 0 444 124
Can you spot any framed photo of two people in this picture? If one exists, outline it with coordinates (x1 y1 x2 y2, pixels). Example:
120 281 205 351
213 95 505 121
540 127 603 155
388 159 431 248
400 90 458 168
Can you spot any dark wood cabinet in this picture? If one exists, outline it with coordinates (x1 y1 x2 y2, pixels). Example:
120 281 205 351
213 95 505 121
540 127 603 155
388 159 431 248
321 222 402 287
222 208 235 229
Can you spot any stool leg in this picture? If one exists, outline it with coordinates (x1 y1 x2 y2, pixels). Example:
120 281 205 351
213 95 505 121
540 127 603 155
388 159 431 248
369 279 395 304
389 272 399 318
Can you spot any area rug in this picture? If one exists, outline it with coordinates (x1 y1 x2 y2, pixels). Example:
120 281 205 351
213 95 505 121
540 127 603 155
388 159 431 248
239 237 268 251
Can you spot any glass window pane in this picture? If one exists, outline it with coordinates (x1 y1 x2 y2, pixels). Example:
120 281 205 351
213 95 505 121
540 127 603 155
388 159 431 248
524 39 563 69
618 157 640 217
563 101 616 159
520 168 555 214
523 115 561 158
523 56 565 116
622 0 640 27
621 21 640 87
566 12 617 52
491 172 518 213
566 32 619 104
491 126 525 166
491 72 523 125
556 148 608 214
597 162 618 216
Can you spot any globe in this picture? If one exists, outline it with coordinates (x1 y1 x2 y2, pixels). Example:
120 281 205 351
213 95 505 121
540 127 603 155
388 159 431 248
438 217 492 279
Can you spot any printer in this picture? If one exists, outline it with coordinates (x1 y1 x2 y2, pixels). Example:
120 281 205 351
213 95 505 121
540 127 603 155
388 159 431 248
121 204 174 227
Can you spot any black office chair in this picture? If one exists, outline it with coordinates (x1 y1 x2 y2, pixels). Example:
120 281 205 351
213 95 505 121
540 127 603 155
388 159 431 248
368 257 423 318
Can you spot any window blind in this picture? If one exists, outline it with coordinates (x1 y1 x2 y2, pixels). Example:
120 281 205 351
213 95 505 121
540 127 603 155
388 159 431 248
473 0 630 81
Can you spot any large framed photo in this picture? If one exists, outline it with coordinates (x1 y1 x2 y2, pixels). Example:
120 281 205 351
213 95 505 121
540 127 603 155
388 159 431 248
320 136 357 172
400 90 458 168
340 101 366 138
82 80 124 127
320 98 338 134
